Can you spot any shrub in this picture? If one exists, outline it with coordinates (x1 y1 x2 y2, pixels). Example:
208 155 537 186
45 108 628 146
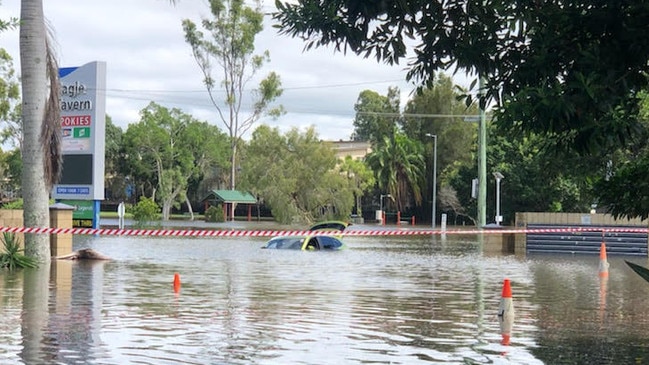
129 196 160 228
204 205 225 222
0 232 38 270
1 199 23 209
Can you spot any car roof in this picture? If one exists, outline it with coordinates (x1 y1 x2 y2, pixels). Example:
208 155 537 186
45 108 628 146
308 221 350 232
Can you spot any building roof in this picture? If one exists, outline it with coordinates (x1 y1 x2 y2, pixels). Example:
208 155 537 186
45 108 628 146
201 190 257 204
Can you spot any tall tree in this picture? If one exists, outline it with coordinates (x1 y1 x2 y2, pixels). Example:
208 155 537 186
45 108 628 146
19 0 61 262
401 74 477 222
182 0 284 219
123 102 228 220
365 130 425 211
351 87 400 144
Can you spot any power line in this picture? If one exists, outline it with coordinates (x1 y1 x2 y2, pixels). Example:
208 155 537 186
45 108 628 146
103 78 409 95
356 111 489 119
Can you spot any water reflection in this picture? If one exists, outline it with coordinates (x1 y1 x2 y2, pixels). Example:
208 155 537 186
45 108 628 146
1 234 649 364
528 254 649 364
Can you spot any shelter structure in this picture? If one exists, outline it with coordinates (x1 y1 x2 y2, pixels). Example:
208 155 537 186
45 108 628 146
201 190 258 221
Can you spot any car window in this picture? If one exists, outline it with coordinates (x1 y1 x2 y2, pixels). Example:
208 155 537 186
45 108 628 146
265 238 284 249
319 236 342 250
266 237 304 249
287 238 304 250
305 237 319 250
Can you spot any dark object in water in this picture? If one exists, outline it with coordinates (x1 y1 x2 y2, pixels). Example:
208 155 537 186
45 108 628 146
626 260 649 283
54 248 111 260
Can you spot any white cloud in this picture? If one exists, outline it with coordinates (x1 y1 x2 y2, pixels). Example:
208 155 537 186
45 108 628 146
0 0 465 141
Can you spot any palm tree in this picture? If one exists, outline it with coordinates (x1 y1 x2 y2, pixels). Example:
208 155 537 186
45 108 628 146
366 130 425 212
19 0 61 263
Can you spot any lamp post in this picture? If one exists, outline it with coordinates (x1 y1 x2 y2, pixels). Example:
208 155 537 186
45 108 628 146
425 133 437 229
380 194 391 225
493 172 504 225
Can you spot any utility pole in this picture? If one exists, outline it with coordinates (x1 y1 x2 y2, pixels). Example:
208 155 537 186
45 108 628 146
478 77 487 228
425 133 437 229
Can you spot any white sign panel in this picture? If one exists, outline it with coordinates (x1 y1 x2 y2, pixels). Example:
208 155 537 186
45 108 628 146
52 61 106 200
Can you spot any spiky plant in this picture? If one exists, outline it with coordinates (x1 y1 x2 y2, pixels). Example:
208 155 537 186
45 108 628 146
0 232 38 270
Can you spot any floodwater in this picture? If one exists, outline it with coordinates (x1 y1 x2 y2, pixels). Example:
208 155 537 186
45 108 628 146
2 224 649 364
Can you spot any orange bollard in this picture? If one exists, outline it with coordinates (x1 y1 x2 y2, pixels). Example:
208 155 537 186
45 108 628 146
599 242 609 277
173 272 181 293
498 279 515 345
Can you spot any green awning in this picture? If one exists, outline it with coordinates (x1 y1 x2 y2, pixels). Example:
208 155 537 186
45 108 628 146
201 190 257 204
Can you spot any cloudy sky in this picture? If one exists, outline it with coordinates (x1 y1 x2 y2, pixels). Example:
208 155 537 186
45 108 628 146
0 0 463 141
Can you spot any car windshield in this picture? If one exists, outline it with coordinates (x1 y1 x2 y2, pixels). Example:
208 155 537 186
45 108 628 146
265 237 304 250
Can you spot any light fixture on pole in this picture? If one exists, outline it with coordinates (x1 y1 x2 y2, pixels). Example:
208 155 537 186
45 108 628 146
425 133 437 229
380 194 391 225
493 172 504 225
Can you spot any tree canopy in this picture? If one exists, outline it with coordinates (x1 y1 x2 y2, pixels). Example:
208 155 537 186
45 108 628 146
351 87 400 144
122 102 229 220
274 1 649 153
239 125 354 224
365 130 425 211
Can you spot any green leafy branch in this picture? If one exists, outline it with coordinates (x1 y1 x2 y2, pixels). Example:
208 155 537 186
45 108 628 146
0 232 38 270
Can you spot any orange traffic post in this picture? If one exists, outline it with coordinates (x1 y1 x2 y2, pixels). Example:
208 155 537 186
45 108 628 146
173 272 181 293
498 279 515 345
599 242 609 278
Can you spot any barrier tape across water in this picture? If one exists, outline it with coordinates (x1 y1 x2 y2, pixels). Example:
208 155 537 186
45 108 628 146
1 226 648 237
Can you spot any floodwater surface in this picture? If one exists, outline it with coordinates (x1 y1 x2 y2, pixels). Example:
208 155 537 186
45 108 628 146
2 227 649 364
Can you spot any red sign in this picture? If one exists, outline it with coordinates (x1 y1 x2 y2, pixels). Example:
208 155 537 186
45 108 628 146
61 115 92 127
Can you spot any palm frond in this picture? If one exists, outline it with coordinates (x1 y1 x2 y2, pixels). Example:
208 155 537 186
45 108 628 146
41 28 62 189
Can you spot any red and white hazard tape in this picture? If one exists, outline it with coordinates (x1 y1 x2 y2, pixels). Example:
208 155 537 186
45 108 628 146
0 226 647 237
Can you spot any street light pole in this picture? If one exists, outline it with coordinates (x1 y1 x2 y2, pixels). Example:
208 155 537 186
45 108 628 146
493 172 504 225
426 133 437 229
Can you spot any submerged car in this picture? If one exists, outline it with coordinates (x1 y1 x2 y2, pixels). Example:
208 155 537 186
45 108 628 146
262 234 344 251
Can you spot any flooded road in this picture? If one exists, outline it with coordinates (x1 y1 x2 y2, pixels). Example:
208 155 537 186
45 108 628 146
1 227 649 364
